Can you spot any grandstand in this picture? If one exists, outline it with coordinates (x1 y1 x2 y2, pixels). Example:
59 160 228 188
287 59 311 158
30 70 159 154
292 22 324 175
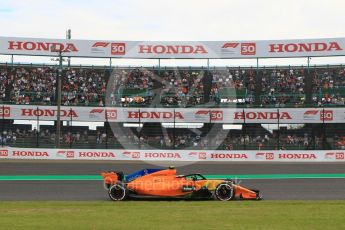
2 64 345 108
1 62 345 151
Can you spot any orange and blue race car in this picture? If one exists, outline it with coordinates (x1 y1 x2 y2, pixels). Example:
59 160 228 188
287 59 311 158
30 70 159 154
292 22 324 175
101 167 262 201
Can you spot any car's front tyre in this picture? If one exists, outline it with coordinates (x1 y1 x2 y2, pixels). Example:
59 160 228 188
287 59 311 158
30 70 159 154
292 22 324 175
214 183 234 201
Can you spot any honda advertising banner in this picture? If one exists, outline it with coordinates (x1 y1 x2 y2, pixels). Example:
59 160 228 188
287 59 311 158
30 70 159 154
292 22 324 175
0 147 344 162
1 37 345 58
0 104 344 124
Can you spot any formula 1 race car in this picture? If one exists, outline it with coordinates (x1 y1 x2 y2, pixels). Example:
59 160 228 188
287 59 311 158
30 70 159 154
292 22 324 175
101 167 262 201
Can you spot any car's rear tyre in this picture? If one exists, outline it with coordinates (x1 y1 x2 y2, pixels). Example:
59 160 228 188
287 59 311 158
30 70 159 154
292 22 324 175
108 183 128 201
214 183 234 201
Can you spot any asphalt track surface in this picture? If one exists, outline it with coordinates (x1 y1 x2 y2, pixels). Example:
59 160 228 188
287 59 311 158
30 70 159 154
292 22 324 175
1 160 345 200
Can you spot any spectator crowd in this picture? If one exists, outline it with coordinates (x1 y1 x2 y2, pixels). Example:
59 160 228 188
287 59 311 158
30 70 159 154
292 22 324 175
0 64 345 107
160 70 204 107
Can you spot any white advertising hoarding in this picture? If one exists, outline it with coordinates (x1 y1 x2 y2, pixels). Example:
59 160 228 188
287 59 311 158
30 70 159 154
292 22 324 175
0 147 344 162
0 105 344 124
1 37 345 59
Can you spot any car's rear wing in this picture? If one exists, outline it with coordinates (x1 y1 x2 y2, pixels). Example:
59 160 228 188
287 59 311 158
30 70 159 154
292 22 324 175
101 171 124 189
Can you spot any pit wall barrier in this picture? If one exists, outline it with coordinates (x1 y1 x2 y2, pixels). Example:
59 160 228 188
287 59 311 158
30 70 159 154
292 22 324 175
0 147 344 162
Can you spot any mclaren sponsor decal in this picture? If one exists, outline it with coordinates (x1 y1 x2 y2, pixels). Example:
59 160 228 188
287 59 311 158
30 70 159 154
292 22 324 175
182 185 196 192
